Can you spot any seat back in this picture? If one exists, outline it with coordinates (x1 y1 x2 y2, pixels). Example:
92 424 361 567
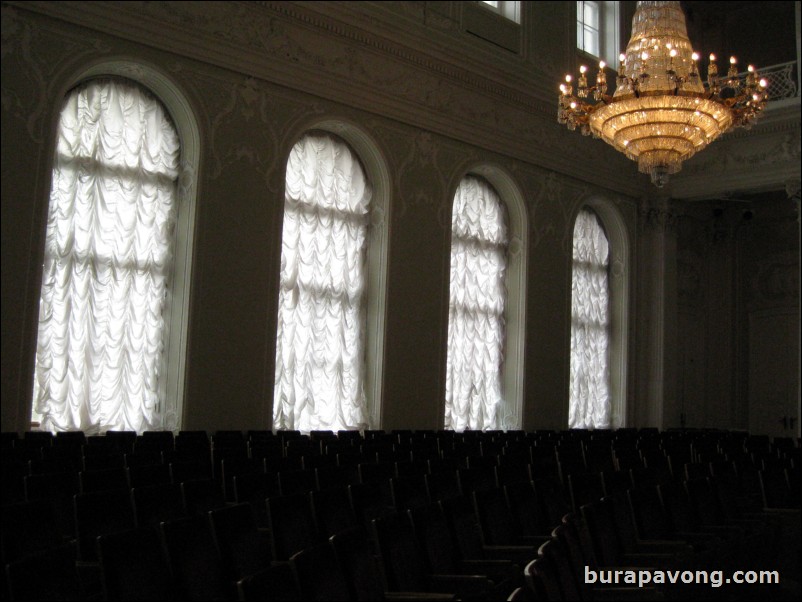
266 492 321 560
1 499 64 565
523 557 561 602
371 513 429 591
98 527 175 601
408 503 462 574
6 543 83 602
473 487 520 546
131 483 186 529
74 489 136 561
161 514 233 601
391 474 430 512
290 542 352 601
330 527 390 601
209 502 272 580
180 478 226 516
311 486 358 539
538 538 583 601
440 495 492 561
579 499 623 567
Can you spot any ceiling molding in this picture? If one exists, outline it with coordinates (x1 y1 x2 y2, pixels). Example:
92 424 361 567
10 1 797 201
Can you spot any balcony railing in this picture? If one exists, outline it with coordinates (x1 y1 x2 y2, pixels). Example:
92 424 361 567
735 61 799 102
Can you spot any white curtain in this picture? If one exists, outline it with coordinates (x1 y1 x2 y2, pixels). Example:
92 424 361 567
569 207 611 429
273 133 371 432
32 78 180 434
445 176 508 431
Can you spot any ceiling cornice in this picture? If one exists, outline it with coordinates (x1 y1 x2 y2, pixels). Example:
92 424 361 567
9 1 797 200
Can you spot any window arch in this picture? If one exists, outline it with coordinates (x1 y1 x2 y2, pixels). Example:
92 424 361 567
31 69 199 434
569 201 628 429
445 171 527 431
273 130 388 432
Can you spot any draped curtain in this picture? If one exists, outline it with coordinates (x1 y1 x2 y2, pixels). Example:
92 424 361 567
273 133 371 432
569 207 611 429
445 176 508 431
32 78 180 434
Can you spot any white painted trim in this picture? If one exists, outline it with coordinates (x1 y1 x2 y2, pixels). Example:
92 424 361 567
35 59 201 432
455 164 529 430
570 197 630 428
275 119 392 430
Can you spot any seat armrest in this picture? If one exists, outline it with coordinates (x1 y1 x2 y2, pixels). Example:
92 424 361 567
457 559 519 581
618 552 678 567
428 574 495 596
481 545 538 561
384 593 457 601
515 535 551 546
633 540 694 554
592 586 663 601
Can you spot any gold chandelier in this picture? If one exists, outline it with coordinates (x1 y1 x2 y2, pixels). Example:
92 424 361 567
558 1 768 187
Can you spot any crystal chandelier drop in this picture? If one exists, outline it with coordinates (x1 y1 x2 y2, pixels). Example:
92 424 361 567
558 1 768 187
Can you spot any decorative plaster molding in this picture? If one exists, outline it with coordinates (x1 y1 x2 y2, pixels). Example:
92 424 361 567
639 199 678 234
786 178 801 200
677 250 704 305
178 159 197 199
505 236 523 260
754 260 800 304
611 259 625 279
10 1 797 202
671 103 802 200
1 5 113 143
208 76 282 183
394 131 446 219
9 1 646 198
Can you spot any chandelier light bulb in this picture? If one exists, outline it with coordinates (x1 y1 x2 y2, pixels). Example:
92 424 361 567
691 52 699 61
580 65 587 74
599 61 606 70
709 53 716 62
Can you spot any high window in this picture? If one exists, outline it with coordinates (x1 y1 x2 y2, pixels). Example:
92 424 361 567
273 132 375 432
577 1 620 64
445 176 510 431
479 1 521 23
32 76 194 433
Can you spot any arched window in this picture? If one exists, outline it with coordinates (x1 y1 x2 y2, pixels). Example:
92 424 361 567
273 132 375 432
32 76 193 433
569 207 611 429
445 175 510 431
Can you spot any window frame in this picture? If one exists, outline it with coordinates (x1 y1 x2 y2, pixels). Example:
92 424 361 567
568 199 629 429
478 1 521 23
576 0 620 66
445 166 528 431
272 120 391 431
465 1 522 53
30 61 200 432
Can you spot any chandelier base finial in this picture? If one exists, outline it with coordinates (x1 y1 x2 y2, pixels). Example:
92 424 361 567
650 165 671 188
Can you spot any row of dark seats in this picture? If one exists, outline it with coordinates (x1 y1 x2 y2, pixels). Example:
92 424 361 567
5 474 798 600
2 429 800 600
